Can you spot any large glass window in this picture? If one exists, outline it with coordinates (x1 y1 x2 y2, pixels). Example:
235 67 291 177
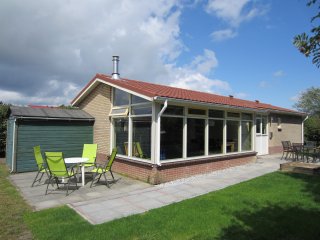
241 121 252 151
163 105 184 116
131 95 148 104
114 118 128 155
160 117 183 160
256 118 261 134
131 105 152 115
226 121 239 153
114 88 129 106
187 118 205 157
262 116 267 134
209 109 224 118
209 119 223 154
132 117 151 160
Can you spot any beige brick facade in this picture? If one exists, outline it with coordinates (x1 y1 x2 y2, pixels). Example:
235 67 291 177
268 113 303 154
77 83 112 155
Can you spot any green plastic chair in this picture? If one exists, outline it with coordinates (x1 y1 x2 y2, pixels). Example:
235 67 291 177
45 152 78 196
135 142 146 159
90 148 117 188
82 144 98 168
31 146 49 187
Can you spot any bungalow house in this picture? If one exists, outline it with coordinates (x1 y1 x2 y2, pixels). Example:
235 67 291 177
71 56 306 184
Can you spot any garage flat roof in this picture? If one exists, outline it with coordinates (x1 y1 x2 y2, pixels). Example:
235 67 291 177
10 106 94 121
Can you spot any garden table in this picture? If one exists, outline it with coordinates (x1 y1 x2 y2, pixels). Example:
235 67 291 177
64 157 89 186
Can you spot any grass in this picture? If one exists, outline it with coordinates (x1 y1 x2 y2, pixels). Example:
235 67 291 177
0 162 32 239
1 161 320 240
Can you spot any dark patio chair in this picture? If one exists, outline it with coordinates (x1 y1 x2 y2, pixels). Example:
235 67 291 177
292 143 304 161
281 141 294 160
31 146 49 187
90 148 117 188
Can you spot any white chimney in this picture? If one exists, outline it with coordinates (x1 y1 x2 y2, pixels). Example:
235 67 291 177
112 56 120 79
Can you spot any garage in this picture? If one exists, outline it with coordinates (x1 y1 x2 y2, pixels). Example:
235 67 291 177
6 106 94 173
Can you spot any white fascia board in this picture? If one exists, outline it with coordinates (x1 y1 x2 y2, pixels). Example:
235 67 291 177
72 80 100 106
153 96 266 113
72 77 154 106
96 79 153 102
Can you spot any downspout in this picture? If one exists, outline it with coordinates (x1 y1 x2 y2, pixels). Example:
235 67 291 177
11 118 17 173
302 115 309 144
156 99 168 166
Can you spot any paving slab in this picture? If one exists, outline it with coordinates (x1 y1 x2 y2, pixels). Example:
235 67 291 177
10 154 287 224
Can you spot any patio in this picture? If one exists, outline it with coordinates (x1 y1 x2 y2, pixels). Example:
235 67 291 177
10 154 287 224
10 171 151 211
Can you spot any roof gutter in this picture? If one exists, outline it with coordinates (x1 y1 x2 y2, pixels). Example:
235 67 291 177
156 99 168 166
153 96 268 113
10 118 17 173
12 116 94 122
302 115 309 143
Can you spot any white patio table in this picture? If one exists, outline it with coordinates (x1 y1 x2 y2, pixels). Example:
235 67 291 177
64 157 89 186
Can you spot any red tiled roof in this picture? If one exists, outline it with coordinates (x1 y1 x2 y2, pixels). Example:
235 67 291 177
71 73 304 115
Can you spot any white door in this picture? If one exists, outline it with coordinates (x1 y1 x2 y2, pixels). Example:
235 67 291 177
255 115 269 155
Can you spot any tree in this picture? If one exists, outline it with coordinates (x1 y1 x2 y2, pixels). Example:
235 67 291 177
294 87 320 115
294 87 320 143
0 102 10 157
293 0 320 68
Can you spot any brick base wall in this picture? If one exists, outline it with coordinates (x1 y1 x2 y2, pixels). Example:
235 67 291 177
113 152 257 184
269 146 282 154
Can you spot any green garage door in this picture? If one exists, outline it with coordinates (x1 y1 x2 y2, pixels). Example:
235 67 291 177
15 120 93 172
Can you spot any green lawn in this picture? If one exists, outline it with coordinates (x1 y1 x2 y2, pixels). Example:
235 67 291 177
2 162 320 240
0 163 32 239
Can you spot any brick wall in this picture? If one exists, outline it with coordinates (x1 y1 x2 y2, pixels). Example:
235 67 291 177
113 153 257 184
77 83 112 155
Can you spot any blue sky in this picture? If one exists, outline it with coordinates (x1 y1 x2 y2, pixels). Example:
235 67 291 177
0 0 318 109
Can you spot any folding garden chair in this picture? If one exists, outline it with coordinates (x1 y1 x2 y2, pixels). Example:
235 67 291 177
135 142 147 158
45 152 78 196
82 144 98 169
90 148 117 188
31 146 49 187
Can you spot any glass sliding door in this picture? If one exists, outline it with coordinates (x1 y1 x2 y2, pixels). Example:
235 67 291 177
226 120 239 153
208 119 223 154
132 117 151 160
114 118 128 155
187 118 205 157
241 121 252 151
160 117 183 160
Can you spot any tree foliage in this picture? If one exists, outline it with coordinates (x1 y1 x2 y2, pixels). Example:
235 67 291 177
294 87 320 142
294 87 320 115
0 102 10 157
293 0 320 68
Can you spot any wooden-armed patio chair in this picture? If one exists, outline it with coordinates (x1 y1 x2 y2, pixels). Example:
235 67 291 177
90 148 117 188
82 144 98 168
281 141 294 160
45 152 78 196
31 146 49 187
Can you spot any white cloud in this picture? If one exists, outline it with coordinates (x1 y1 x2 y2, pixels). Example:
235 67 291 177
259 81 268 88
166 49 231 94
0 0 184 105
189 49 218 74
234 92 248 99
211 28 237 41
273 70 285 77
0 0 238 105
169 73 231 93
205 0 266 27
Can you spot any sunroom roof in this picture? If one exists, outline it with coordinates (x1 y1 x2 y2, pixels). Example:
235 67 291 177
71 74 304 116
